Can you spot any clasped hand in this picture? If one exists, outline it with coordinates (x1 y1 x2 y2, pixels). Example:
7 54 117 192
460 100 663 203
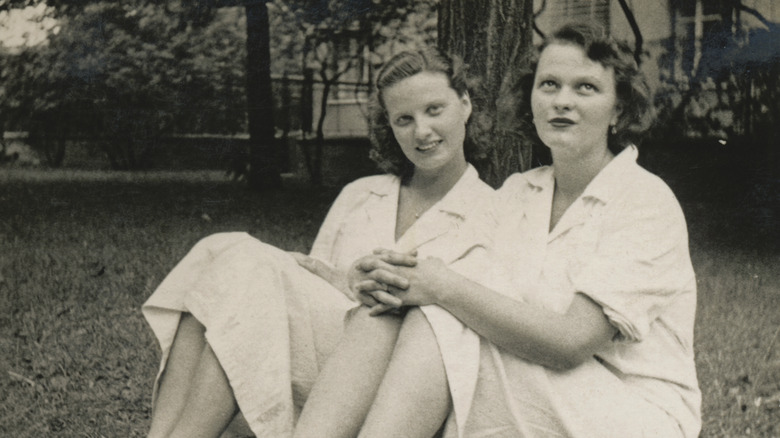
348 248 448 315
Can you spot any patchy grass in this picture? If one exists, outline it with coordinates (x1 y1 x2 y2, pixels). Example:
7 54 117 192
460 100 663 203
1 167 778 437
691 247 780 437
0 170 336 437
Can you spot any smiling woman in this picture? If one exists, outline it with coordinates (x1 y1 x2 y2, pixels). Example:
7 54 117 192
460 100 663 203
140 47 498 438
383 72 470 176
383 71 472 237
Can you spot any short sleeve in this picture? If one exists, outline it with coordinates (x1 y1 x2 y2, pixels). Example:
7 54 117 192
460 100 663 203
572 188 695 343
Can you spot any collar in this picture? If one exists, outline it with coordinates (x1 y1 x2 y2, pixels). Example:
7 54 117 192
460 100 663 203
521 165 554 192
518 145 639 205
431 164 483 220
369 164 483 218
368 174 401 198
391 164 489 255
578 145 639 205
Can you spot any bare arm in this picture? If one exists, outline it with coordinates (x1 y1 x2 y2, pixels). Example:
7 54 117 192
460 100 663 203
388 258 617 371
437 272 615 370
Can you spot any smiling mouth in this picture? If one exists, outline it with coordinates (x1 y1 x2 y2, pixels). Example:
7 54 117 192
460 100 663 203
549 118 575 128
417 140 442 152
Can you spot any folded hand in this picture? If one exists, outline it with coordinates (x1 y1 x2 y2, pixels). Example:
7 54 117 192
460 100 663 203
359 249 450 315
348 248 417 311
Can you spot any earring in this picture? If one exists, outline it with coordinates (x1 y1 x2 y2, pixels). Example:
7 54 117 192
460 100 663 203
610 125 617 135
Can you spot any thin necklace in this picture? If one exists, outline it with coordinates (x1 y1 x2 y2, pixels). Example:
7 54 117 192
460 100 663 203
412 198 428 219
403 186 431 220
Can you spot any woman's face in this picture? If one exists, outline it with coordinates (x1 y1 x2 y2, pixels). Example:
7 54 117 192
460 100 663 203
531 43 621 159
382 71 471 175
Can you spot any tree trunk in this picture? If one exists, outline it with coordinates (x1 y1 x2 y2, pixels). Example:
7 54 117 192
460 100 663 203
439 0 534 187
245 1 282 190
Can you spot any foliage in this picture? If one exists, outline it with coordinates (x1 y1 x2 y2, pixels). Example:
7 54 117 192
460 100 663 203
1 0 441 177
652 6 779 148
0 1 247 169
264 0 438 82
264 0 438 185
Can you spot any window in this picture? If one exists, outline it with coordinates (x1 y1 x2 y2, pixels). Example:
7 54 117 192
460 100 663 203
673 0 724 77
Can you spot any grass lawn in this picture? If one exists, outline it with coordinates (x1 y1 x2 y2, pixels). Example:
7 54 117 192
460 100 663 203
1 164 778 437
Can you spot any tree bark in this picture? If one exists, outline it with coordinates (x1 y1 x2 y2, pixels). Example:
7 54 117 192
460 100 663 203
439 0 534 187
245 1 282 190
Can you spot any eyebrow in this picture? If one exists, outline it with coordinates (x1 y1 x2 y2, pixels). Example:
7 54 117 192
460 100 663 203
537 71 606 84
575 73 606 82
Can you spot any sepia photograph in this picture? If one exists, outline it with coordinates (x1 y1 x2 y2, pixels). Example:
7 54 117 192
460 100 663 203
1 0 778 436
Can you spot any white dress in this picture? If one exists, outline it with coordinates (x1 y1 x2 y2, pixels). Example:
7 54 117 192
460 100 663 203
438 147 701 438
142 165 495 437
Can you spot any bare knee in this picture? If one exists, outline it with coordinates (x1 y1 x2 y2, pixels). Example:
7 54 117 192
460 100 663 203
399 308 432 334
379 308 434 354
402 307 427 323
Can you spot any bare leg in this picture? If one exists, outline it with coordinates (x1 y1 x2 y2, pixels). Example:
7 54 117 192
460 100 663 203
358 308 451 438
148 313 207 438
166 343 240 438
294 306 404 438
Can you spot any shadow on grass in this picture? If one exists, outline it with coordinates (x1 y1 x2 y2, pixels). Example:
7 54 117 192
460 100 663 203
640 138 779 256
0 171 340 437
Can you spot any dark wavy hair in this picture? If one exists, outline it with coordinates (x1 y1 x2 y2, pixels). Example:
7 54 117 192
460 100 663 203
514 22 655 154
368 48 490 176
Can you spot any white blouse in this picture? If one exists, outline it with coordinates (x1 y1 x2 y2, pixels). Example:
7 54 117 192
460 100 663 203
486 146 701 437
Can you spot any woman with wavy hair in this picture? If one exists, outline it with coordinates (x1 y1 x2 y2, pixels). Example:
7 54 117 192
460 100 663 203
143 47 496 438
